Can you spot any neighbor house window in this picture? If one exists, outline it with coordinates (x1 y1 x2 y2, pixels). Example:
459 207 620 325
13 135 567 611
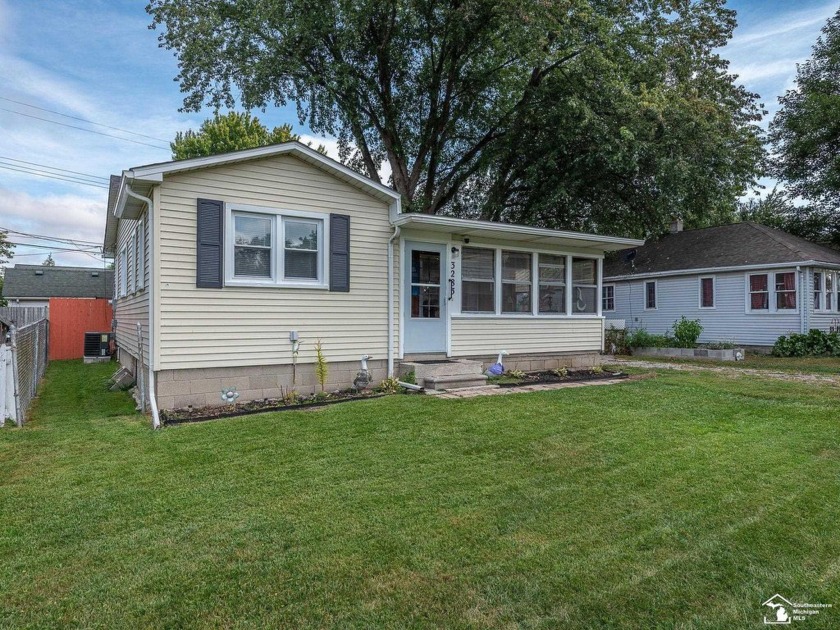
602 285 615 312
228 207 326 285
461 248 495 313
827 273 834 311
700 277 714 308
775 272 796 310
118 245 127 298
749 274 769 310
539 254 566 314
644 280 657 310
813 270 837 312
572 258 598 314
501 251 532 313
814 272 822 310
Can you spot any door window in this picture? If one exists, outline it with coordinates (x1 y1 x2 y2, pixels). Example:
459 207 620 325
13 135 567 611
411 250 441 318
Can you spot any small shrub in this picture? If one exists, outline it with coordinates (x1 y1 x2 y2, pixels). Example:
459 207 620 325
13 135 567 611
504 369 526 380
314 339 328 392
402 371 417 385
591 365 604 374
604 326 629 354
704 340 736 350
773 329 840 357
672 316 703 348
627 328 672 348
377 377 402 394
550 366 568 378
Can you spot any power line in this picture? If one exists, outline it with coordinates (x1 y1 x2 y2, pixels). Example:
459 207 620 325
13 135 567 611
0 107 170 150
0 227 101 247
0 156 109 183
8 241 101 253
0 96 171 144
0 163 109 189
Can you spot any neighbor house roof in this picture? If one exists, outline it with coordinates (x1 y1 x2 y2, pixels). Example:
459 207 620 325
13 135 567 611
604 222 840 280
3 265 113 299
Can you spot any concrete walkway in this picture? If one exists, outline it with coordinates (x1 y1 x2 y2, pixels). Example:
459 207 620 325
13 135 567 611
604 357 840 385
434 378 628 399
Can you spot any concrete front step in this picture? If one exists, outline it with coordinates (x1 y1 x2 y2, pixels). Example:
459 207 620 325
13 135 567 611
422 373 489 391
400 359 484 380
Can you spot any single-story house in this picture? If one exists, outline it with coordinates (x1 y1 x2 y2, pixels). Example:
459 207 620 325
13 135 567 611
603 220 840 347
103 142 642 424
2 264 113 307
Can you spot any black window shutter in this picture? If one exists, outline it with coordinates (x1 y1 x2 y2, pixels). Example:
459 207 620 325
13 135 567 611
196 198 224 288
329 214 350 292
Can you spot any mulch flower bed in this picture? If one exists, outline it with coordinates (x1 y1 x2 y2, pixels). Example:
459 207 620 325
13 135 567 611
162 389 388 425
494 368 627 388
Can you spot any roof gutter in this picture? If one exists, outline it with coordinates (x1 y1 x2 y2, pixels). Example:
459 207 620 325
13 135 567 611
123 183 161 430
605 260 839 282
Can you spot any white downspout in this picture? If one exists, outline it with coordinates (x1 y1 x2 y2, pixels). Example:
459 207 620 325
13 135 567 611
124 185 161 429
387 226 401 378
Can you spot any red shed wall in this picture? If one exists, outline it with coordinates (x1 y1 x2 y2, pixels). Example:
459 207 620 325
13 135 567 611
48 298 113 360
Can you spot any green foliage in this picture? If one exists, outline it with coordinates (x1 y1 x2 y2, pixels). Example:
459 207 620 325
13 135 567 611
770 8 840 224
314 339 328 392
170 111 325 160
627 328 673 349
504 369 526 380
773 329 840 357
149 0 763 234
550 366 568 378
738 187 840 248
401 371 416 386
672 317 703 349
377 377 402 394
704 341 736 350
604 326 629 355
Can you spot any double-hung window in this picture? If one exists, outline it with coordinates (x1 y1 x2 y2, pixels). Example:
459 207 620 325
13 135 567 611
539 254 566 314
775 272 796 310
229 207 325 286
814 272 823 311
748 272 797 312
572 258 598 314
461 248 495 313
700 277 714 308
602 285 615 312
813 270 838 312
749 274 769 310
501 251 532 313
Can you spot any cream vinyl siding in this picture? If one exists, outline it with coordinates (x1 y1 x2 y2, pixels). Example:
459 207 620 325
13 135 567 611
156 154 394 370
450 317 603 356
114 209 150 362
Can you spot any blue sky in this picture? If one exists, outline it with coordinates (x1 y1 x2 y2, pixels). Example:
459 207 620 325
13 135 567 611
0 0 836 267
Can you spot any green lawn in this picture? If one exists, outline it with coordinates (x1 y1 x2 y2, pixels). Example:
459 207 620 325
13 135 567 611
2 361 839 628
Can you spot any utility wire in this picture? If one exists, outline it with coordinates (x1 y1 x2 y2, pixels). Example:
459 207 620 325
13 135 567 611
0 96 171 144
0 157 109 183
0 107 170 150
0 163 109 189
0 227 101 247
8 241 102 253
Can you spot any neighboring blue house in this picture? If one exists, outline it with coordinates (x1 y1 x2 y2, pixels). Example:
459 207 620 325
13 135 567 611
602 221 840 347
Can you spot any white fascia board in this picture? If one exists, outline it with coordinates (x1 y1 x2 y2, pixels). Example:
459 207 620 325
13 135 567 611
125 142 401 203
391 213 645 248
604 261 840 282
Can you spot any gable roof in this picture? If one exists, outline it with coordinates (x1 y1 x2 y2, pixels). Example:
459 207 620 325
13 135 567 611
604 222 840 280
3 265 113 299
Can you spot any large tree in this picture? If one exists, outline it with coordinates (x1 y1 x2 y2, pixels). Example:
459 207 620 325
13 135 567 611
171 111 325 159
769 8 840 233
0 231 14 307
149 0 763 234
738 188 840 248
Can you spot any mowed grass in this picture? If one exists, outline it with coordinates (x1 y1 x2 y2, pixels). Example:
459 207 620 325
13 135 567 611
2 361 840 628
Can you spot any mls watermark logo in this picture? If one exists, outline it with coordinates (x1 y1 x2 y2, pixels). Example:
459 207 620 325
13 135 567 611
763 593 832 624
763 594 793 625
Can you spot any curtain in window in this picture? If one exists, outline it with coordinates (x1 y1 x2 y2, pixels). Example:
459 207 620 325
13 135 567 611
775 272 796 309
750 274 769 310
701 278 714 307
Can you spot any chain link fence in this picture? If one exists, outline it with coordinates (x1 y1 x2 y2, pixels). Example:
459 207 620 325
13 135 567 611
6 319 49 426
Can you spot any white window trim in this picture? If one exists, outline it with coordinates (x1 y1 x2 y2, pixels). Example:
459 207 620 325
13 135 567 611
602 284 616 312
136 217 145 291
118 245 127 298
224 203 330 289
744 270 799 314
455 245 602 318
814 269 838 313
460 246 496 314
698 276 715 310
571 257 599 316
500 250 533 315
644 280 657 311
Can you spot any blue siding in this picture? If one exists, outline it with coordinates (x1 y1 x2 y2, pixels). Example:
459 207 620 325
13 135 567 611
807 265 840 333
607 268 803 346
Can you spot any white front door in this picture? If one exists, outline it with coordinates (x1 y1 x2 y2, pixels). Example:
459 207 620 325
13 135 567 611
404 241 446 354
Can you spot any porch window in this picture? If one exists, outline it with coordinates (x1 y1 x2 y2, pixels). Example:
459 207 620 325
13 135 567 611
749 274 769 310
572 258 598 314
461 248 495 313
501 251 532 313
602 285 615 312
539 254 566 314
775 272 796 310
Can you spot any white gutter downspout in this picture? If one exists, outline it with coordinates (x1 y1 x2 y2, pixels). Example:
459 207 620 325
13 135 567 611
387 226 401 378
124 185 161 429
